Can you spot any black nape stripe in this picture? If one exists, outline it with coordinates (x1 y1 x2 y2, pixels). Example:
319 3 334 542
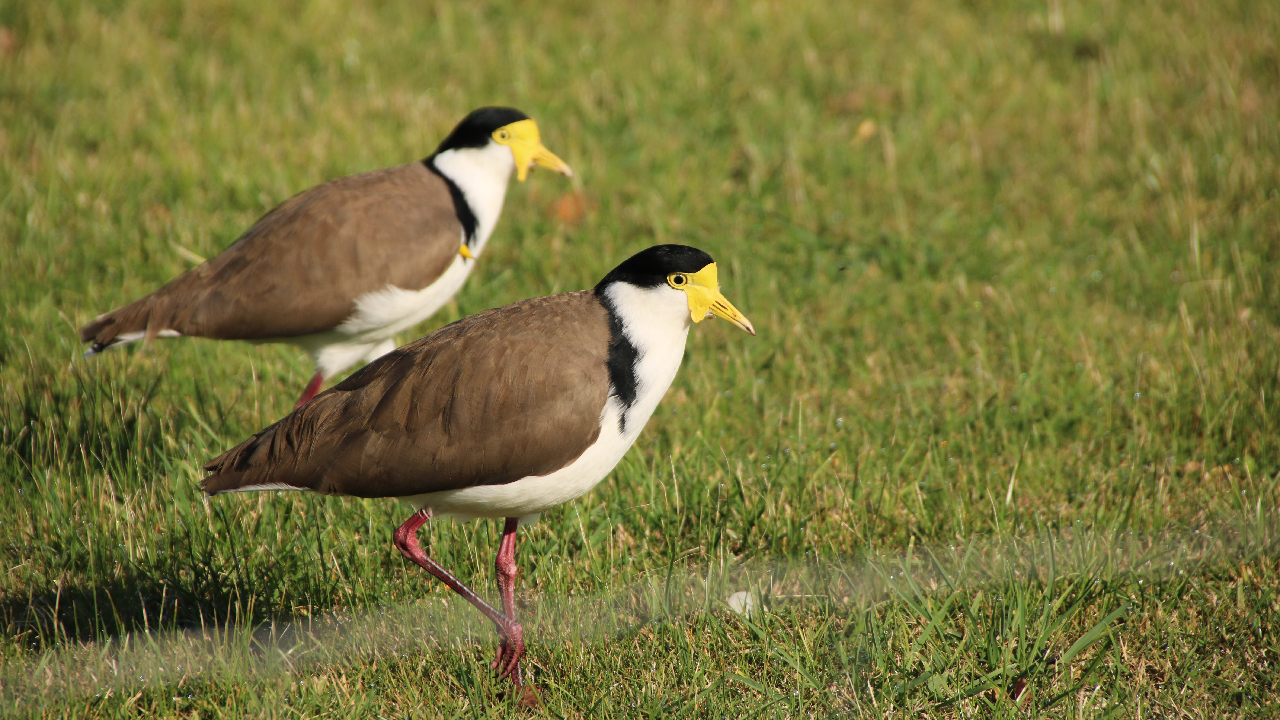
599 294 639 433
423 158 478 244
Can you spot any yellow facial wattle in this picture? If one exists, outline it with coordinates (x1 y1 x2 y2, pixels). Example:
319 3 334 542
492 119 574 182
668 263 755 335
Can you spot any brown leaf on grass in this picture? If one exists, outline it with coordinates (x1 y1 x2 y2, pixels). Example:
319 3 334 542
827 91 866 116
1009 676 1028 702
551 190 592 226
985 677 1029 705
0 27 17 56
825 85 898 116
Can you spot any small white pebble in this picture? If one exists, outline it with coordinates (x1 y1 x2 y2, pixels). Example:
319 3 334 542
727 591 758 618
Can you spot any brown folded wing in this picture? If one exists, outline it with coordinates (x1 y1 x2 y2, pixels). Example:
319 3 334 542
202 291 612 497
80 162 463 346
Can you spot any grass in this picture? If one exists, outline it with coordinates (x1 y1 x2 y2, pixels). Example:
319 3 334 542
2 0 1278 716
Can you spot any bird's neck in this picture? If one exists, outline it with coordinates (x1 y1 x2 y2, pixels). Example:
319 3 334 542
598 283 693 436
427 143 515 253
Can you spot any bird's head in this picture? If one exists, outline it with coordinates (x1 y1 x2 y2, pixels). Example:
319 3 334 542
431 107 573 182
595 245 755 335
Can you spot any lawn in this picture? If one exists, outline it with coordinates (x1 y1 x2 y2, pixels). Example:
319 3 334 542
1 0 1278 716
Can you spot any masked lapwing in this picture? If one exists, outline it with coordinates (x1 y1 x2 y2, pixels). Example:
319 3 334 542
79 107 573 409
201 244 754 693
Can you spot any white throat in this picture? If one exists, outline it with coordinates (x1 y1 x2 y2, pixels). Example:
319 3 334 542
601 282 694 436
430 142 516 254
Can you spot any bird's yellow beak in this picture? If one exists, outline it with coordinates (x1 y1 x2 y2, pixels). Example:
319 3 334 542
492 119 574 182
676 263 755 336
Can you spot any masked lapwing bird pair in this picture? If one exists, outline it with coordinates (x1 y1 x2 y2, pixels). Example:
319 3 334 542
79 107 573 409
202 245 754 691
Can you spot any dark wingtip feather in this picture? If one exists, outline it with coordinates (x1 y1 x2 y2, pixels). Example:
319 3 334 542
79 314 110 345
201 442 252 495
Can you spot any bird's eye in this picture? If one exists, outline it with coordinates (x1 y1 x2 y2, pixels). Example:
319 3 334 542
498 129 511 141
669 273 687 288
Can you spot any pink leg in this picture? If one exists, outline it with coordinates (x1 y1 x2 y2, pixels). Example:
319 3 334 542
393 509 526 682
294 371 324 410
492 517 523 682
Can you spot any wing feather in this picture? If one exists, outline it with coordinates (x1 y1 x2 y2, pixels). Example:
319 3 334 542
80 163 463 346
202 291 613 497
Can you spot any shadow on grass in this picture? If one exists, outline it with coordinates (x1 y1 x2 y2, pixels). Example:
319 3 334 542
2 516 1274 714
0 565 271 653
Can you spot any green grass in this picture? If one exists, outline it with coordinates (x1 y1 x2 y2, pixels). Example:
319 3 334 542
2 0 1279 716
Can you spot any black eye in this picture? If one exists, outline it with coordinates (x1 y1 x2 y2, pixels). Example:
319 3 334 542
498 129 510 140
670 274 687 287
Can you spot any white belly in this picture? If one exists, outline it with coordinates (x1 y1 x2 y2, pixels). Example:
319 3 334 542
404 398 635 523
291 250 476 378
337 253 475 339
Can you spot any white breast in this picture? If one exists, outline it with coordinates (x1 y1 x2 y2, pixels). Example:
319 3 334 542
337 252 474 338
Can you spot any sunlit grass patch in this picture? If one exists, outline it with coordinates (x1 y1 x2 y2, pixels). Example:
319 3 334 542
3 523 1274 716
3 0 1279 716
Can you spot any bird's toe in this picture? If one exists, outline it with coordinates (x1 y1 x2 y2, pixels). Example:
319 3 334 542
492 622 526 680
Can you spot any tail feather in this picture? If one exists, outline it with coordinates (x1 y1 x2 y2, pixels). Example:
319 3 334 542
203 431 275 495
202 406 326 495
79 297 180 354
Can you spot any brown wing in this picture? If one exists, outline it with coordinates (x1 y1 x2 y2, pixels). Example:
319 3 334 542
80 162 463 347
201 291 613 497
